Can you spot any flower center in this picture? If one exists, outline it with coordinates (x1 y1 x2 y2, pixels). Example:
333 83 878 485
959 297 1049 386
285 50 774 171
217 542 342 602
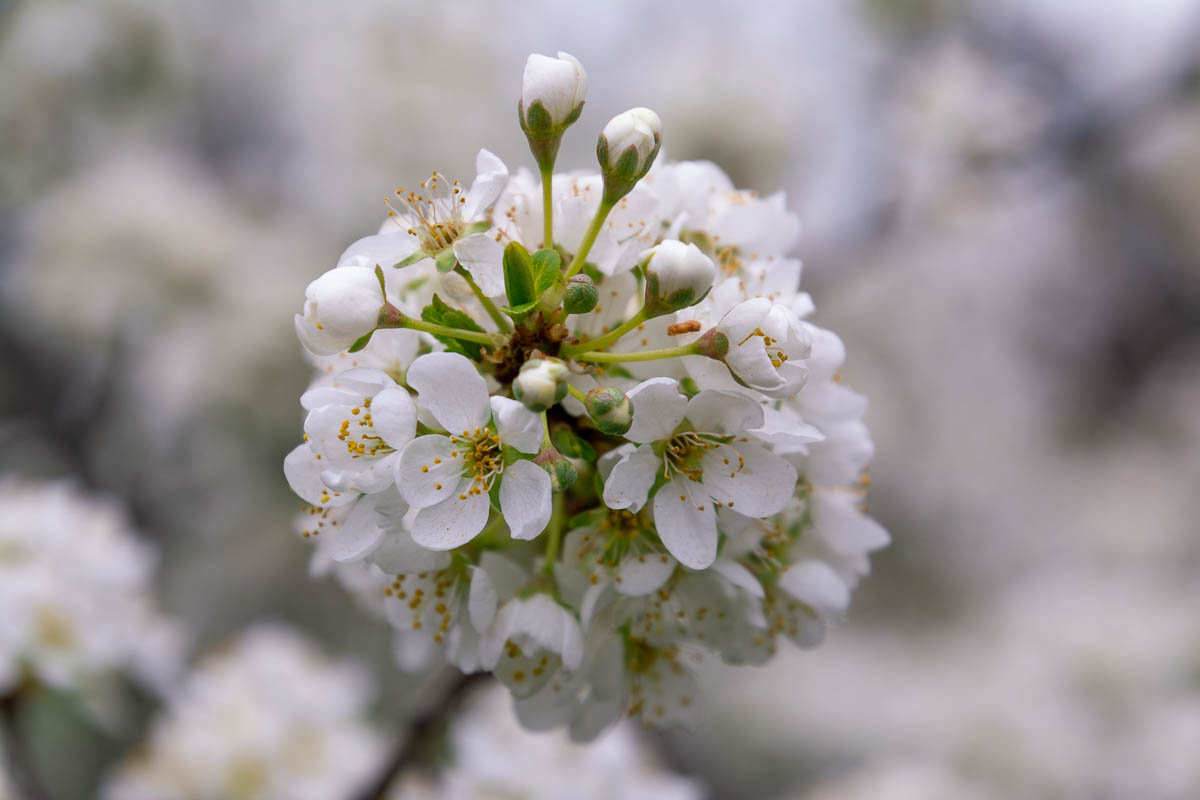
450 426 504 494
335 397 392 457
663 430 732 482
386 170 467 252
738 327 789 369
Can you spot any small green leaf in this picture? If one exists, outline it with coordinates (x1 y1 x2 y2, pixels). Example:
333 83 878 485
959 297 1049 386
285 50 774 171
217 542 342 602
421 294 486 360
503 241 536 309
531 249 562 293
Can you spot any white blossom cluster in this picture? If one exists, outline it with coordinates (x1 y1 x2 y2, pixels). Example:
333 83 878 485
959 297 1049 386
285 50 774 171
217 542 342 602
389 684 703 800
285 52 888 737
0 479 180 696
102 625 387 800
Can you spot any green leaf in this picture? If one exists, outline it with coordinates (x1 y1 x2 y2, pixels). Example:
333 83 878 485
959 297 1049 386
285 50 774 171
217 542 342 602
531 248 562 293
420 294 486 360
503 242 536 310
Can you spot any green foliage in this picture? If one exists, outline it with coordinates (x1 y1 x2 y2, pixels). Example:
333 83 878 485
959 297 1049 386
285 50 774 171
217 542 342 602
421 294 486 359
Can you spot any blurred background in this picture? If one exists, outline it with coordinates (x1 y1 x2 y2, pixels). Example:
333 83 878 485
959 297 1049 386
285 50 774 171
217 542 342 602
2 0 1199 797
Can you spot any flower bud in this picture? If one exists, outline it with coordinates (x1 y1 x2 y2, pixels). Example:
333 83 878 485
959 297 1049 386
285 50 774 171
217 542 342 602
562 274 599 315
512 358 569 412
597 107 662 204
520 52 587 134
293 266 385 356
534 446 578 492
520 52 587 174
585 386 633 436
641 240 715 316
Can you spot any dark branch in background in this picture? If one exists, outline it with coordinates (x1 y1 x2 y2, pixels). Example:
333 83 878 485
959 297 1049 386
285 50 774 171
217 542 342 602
1 690 49 800
357 670 488 800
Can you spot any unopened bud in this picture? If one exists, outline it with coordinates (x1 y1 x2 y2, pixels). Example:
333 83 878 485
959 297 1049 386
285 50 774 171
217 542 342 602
294 266 385 356
585 387 633 436
512 358 568 412
597 107 662 204
520 52 587 173
534 447 578 492
641 240 715 317
562 274 599 315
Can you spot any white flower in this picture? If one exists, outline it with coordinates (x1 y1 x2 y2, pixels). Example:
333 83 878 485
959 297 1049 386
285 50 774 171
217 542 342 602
102 625 387 800
389 684 704 800
712 297 812 398
480 593 585 696
0 480 181 697
521 52 587 129
396 352 551 548
599 107 663 179
294 265 385 356
298 367 417 494
603 378 797 569
642 239 716 313
283 444 402 573
382 149 510 295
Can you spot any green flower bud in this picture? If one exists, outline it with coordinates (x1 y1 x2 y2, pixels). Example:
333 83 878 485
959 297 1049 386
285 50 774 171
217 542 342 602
562 274 599 315
534 447 578 492
640 240 716 317
512 358 568 412
585 386 633 436
597 107 662 205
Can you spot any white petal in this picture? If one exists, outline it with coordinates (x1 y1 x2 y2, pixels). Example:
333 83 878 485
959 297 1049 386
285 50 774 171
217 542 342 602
369 383 417 449
326 496 384 562
395 435 463 508
468 566 498 632
337 231 420 269
811 493 890 554
369 526 450 574
409 482 491 550
453 233 505 296
652 476 718 569
624 378 688 443
283 444 333 506
778 560 850 617
407 352 490 434
685 389 763 434
713 558 764 598
702 441 796 518
461 148 509 220
490 396 542 454
616 551 676 596
601 444 660 512
499 460 553 540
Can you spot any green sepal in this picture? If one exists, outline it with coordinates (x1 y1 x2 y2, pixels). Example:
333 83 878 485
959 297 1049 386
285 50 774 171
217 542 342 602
420 294 486 360
395 249 430 268
551 427 596 462
348 330 375 353
503 241 536 310
435 249 458 273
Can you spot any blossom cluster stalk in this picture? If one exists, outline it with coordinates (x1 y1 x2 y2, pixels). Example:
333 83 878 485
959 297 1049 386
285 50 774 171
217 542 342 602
286 51 888 738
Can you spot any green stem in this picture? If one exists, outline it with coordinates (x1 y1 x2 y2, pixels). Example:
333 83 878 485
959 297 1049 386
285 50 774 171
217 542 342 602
563 198 615 280
540 164 554 250
574 342 701 364
560 308 649 357
565 382 588 404
454 265 512 332
395 317 498 346
542 493 565 575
